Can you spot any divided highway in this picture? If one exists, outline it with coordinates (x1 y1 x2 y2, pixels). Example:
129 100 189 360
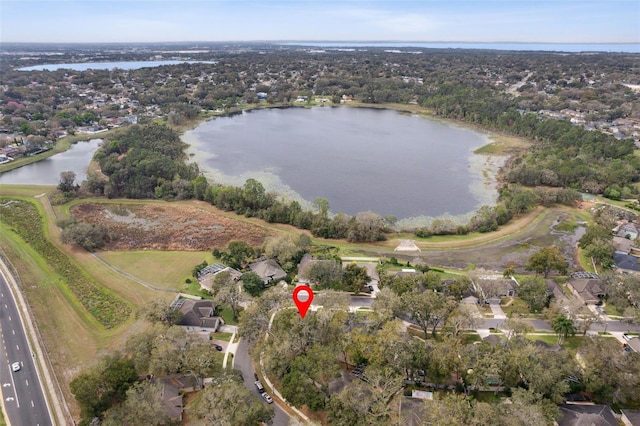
0 272 52 426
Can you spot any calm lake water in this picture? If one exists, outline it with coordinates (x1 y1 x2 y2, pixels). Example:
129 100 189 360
184 107 501 227
0 139 103 185
285 42 640 53
18 60 215 71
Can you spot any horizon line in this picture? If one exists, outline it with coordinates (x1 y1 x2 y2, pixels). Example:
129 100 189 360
2 40 638 45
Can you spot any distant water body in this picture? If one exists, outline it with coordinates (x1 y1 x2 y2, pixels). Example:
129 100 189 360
18 60 216 72
285 42 639 53
0 139 102 185
184 107 502 228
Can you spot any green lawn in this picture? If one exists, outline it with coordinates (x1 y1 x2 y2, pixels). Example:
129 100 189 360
501 297 531 317
100 250 215 290
210 332 233 342
603 304 624 316
527 335 584 354
219 305 241 325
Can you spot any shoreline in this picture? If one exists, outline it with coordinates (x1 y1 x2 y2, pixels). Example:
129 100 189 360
183 103 513 228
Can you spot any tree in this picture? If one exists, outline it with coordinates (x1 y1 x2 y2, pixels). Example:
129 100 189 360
305 260 343 289
221 241 255 269
525 246 568 277
401 290 457 337
214 272 245 321
70 354 138 425
61 221 107 251
101 381 171 426
552 315 576 344
579 336 640 405
517 276 550 312
137 299 183 326
327 365 403 426
343 263 369 293
262 234 309 265
58 170 78 193
186 381 274 426
242 271 265 297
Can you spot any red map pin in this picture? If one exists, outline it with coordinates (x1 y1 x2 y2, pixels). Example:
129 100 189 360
292 286 314 319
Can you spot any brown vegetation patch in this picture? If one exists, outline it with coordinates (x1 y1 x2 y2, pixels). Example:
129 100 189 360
71 202 271 251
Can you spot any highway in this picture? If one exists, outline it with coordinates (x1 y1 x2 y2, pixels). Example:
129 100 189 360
0 272 52 426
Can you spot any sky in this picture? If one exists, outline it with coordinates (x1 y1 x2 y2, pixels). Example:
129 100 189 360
1 0 639 44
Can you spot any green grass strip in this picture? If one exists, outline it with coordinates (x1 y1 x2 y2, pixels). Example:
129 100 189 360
0 198 130 328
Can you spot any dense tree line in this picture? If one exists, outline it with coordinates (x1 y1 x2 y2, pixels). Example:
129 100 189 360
239 283 640 425
70 314 274 426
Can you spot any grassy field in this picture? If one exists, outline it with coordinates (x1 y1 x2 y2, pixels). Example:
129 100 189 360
100 250 213 290
474 133 531 155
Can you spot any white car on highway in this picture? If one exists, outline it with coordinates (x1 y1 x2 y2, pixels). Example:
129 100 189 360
11 362 20 372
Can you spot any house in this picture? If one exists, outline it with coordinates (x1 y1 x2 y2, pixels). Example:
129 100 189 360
627 337 640 353
156 374 204 422
613 252 640 272
621 409 640 426
297 254 335 281
613 222 639 240
461 289 480 305
474 277 516 304
567 274 605 305
197 263 242 292
171 299 222 331
249 258 286 284
557 404 618 426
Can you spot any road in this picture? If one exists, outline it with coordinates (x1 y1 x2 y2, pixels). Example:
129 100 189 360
234 339 291 426
0 273 52 426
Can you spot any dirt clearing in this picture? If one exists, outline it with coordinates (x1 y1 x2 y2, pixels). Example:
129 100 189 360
70 202 272 251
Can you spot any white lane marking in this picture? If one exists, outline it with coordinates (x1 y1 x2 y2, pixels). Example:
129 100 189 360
16 345 19 351
8 316 11 321
11 330 15 335
25 380 28 386
31 400 34 407
3 304 6 309
8 365 20 407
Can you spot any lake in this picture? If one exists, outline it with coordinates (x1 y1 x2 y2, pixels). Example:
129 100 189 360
183 107 502 227
18 60 216 72
284 42 640 53
0 139 103 185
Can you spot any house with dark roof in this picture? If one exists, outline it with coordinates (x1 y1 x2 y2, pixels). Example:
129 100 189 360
613 252 640 272
557 404 618 426
567 278 606 305
172 299 222 331
249 258 286 284
155 374 204 422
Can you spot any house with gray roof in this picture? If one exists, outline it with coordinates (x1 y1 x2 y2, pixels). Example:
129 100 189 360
567 277 606 305
557 404 618 426
172 299 222 331
249 258 286 284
